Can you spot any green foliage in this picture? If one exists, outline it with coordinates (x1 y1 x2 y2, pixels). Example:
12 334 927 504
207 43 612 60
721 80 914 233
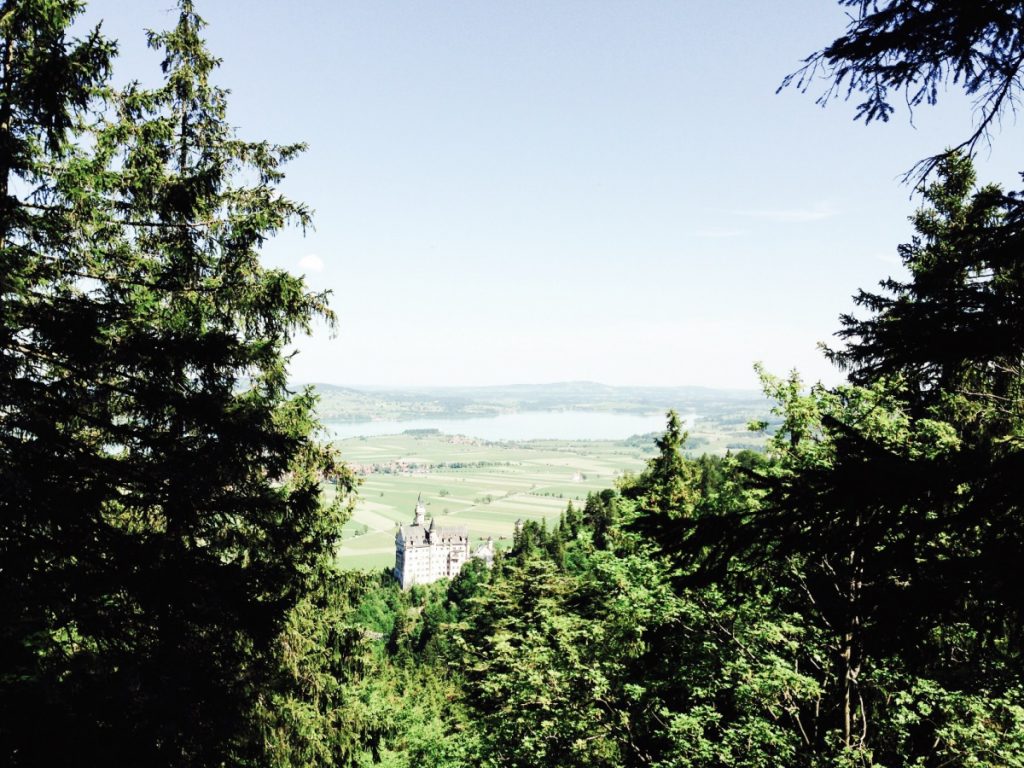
351 655 473 768
582 488 623 551
3 2 1023 767
828 153 1017 407
645 583 819 768
670 157 1024 766
0 3 354 765
459 559 612 767
624 410 699 518
340 572 477 767
257 572 368 768
456 549 671 767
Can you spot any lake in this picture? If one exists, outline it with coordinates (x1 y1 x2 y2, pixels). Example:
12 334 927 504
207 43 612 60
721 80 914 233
326 410 693 441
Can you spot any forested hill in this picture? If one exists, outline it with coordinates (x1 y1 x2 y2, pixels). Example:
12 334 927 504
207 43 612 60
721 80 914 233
310 381 766 421
329 404 1024 765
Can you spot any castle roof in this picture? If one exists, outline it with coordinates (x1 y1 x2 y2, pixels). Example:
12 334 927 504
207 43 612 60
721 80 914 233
397 524 429 545
431 525 468 542
397 519 468 546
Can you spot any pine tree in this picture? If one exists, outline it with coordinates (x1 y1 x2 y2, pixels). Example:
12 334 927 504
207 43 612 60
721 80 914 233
1 2 354 765
782 0 1024 179
637 411 697 513
624 410 699 559
827 153 1018 407
0 1 116 763
677 160 1024 762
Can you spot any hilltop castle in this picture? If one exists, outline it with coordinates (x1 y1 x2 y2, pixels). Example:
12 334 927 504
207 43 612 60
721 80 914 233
394 496 494 589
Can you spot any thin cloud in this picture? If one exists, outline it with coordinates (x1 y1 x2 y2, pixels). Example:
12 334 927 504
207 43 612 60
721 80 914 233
735 203 838 223
694 227 745 239
298 253 325 273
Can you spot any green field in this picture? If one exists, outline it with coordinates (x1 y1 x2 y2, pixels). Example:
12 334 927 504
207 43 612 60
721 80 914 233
329 395 772 571
332 433 654 570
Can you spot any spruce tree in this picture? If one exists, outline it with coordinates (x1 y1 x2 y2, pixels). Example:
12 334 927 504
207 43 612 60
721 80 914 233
1 2 353 765
0 1 115 763
782 0 1024 179
675 157 1024 765
624 410 698 559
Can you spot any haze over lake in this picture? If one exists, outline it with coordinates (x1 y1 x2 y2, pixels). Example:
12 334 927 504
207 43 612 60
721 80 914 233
327 410 693 441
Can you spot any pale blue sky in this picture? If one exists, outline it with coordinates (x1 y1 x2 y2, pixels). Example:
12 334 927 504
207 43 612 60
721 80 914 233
83 1 1022 389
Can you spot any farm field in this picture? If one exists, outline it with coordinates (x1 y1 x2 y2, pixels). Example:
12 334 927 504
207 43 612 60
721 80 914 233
331 433 655 570
329 395 771 571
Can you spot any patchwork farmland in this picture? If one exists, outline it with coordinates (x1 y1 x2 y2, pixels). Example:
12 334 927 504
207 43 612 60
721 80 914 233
331 433 654 570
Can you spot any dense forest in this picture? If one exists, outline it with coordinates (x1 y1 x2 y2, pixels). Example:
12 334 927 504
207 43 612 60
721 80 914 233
2 1 1024 766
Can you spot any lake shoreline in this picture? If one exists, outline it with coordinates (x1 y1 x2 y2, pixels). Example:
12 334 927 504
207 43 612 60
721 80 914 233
325 409 693 442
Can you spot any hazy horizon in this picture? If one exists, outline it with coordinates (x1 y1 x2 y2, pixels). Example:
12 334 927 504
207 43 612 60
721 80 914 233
300 379 764 392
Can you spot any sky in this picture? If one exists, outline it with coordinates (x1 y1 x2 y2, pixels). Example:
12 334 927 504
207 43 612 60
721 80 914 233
81 1 1023 389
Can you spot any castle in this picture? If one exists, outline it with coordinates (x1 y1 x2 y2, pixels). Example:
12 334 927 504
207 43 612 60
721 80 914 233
394 496 494 589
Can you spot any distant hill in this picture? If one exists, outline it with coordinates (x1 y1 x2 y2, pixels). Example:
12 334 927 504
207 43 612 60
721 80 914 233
304 381 768 423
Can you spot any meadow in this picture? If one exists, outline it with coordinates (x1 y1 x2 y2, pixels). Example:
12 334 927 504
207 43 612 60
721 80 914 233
331 433 655 570
331 408 768 570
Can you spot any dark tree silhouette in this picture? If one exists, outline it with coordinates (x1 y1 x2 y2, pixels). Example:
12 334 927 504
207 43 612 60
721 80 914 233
782 1 1024 179
0 3 352 765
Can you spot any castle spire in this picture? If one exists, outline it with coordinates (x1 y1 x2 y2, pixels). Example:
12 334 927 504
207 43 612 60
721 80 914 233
413 493 426 526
